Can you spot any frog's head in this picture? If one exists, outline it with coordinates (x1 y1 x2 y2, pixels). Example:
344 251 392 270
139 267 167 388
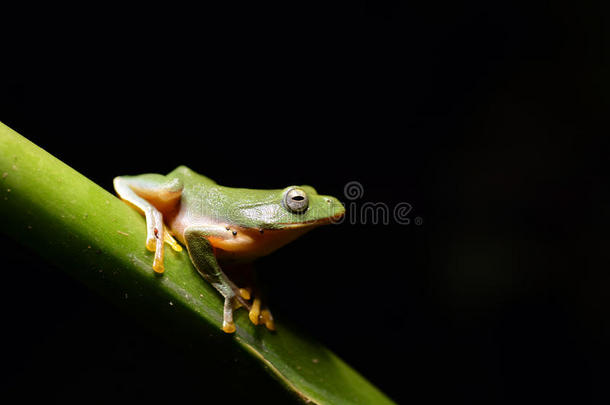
232 185 345 231
276 185 345 229
216 185 345 260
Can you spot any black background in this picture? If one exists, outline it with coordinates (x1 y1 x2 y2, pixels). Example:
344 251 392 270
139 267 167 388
1 1 609 404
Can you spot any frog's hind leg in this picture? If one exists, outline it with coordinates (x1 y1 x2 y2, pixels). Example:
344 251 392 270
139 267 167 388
113 175 183 273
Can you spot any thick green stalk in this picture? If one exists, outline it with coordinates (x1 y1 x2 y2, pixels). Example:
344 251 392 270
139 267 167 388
0 122 394 405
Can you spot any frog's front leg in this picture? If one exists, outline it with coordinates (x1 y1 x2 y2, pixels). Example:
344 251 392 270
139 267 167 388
114 175 183 273
184 226 252 333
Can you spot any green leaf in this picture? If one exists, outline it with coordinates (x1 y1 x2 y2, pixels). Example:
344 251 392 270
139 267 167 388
0 122 395 405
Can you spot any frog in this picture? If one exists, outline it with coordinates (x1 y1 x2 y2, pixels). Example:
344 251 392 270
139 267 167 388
113 166 345 333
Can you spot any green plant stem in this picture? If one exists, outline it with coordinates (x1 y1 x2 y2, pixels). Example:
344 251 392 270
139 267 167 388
0 122 395 405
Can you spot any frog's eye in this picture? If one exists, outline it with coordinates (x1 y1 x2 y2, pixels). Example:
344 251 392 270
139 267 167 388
283 187 309 213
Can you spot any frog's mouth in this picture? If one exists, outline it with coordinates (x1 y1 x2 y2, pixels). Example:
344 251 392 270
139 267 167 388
280 210 345 228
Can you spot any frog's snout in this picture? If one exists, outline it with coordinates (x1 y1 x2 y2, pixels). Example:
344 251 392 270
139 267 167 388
323 195 345 222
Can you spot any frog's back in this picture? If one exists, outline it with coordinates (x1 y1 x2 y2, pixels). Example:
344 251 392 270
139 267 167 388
168 165 242 219
165 166 274 231
167 165 217 188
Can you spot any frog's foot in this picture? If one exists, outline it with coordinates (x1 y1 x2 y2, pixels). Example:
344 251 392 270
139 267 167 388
114 175 184 275
229 287 275 331
220 288 256 333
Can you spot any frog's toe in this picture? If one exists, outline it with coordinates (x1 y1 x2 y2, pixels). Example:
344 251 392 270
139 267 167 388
222 321 236 333
232 288 252 310
146 220 159 251
249 296 261 325
260 308 275 331
151 228 165 273
145 236 156 252
163 226 183 252
152 259 164 274
222 296 237 333
239 287 252 301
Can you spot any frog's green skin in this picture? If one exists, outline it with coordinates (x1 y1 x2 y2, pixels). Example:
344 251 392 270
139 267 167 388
114 166 345 333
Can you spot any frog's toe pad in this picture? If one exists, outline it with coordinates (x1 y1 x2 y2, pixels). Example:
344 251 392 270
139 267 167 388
152 260 164 274
222 321 236 333
260 308 275 331
249 297 261 325
146 237 156 252
163 227 183 252
239 288 251 301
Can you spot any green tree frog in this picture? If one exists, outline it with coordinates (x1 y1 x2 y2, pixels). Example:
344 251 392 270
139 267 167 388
114 166 345 333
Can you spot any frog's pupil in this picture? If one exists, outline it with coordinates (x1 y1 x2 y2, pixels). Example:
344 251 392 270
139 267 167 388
292 196 304 201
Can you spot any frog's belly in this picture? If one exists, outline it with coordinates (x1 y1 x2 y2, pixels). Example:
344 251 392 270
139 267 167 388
210 226 310 263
